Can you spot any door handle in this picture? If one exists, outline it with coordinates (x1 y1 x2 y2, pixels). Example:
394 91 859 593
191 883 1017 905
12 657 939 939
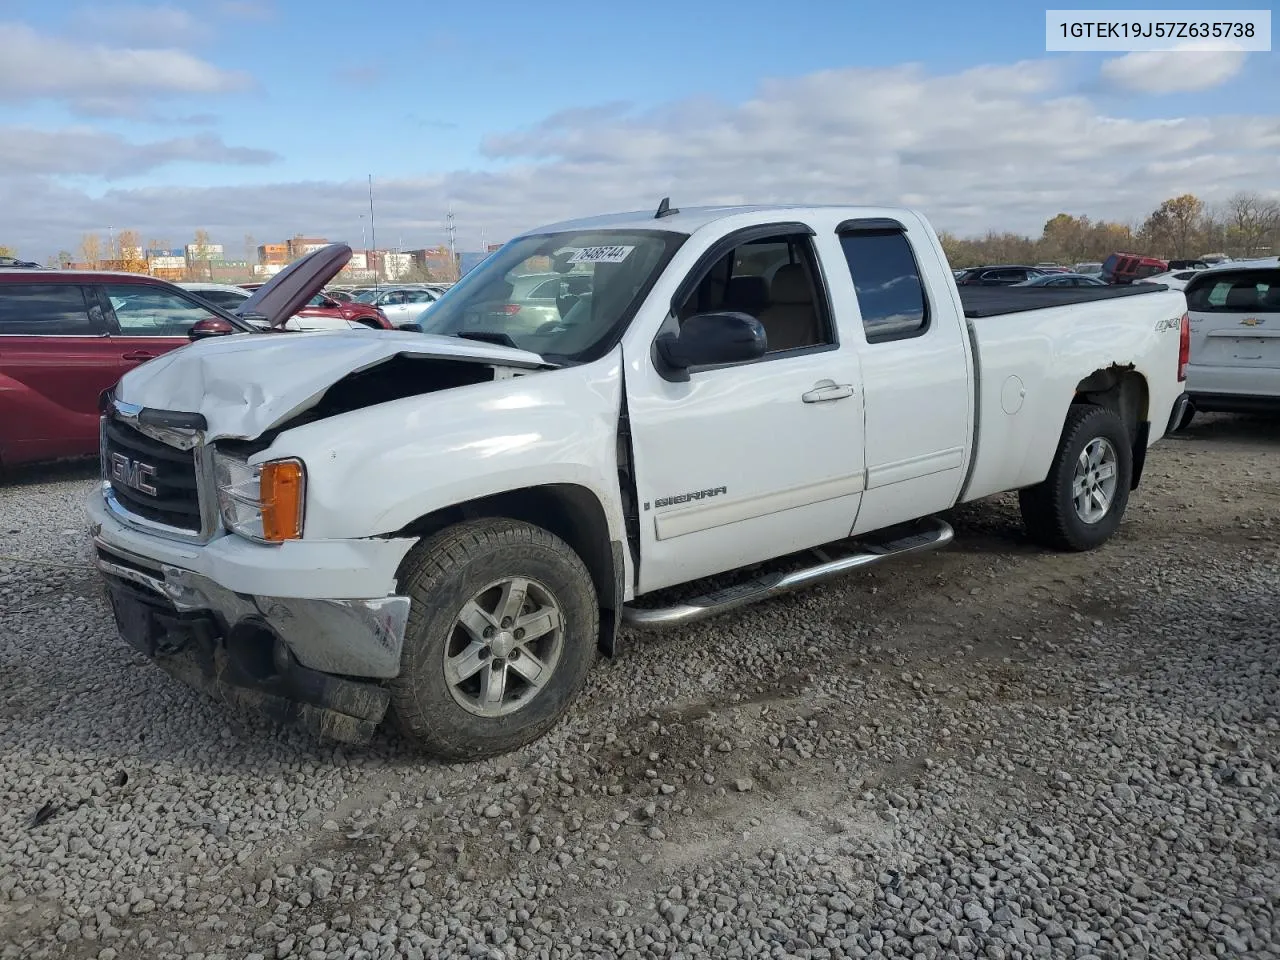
802 379 854 403
122 351 156 361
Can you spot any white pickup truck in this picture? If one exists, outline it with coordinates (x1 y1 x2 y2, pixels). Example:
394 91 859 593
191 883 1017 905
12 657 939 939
87 202 1191 759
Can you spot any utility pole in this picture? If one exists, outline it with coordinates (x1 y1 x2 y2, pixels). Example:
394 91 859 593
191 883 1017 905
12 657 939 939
446 204 457 280
368 174 378 293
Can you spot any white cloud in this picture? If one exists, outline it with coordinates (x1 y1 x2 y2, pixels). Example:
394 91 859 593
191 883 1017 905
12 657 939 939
1 57 1277 257
0 22 252 103
0 127 277 177
1100 49 1248 94
68 4 209 46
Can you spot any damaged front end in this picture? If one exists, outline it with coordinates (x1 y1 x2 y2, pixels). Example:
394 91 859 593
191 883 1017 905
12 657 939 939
95 540 405 744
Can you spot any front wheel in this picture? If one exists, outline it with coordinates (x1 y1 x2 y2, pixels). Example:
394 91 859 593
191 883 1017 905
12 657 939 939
389 518 598 760
1018 404 1133 551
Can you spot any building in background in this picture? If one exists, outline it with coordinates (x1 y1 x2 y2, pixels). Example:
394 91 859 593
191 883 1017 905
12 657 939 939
257 243 288 265
376 251 413 281
407 245 460 282
147 255 187 281
185 242 224 264
286 236 329 260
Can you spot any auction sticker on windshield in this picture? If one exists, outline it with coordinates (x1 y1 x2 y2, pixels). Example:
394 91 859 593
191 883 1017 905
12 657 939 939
567 245 635 264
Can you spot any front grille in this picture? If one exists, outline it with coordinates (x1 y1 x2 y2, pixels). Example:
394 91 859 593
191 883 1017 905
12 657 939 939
103 418 201 532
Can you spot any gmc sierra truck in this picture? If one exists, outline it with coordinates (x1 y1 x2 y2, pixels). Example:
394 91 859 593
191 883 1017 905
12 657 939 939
86 202 1191 760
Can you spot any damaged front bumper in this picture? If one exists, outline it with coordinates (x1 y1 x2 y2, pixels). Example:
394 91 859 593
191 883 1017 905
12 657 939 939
93 539 410 744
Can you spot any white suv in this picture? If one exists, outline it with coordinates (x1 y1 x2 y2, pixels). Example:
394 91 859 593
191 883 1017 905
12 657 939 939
1178 258 1280 427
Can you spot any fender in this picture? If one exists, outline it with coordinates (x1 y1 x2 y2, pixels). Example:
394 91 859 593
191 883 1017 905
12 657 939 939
257 350 630 553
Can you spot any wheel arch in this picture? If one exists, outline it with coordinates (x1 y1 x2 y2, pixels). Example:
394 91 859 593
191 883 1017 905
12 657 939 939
390 483 624 657
1070 365 1150 490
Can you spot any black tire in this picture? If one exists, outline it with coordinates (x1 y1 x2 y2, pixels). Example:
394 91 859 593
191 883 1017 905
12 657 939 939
1173 402 1196 432
389 518 598 761
1018 404 1133 552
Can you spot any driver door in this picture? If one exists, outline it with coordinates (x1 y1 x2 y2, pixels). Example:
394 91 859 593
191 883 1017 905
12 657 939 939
623 225 865 593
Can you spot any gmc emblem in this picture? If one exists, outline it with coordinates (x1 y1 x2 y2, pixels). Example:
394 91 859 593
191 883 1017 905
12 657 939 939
109 452 158 496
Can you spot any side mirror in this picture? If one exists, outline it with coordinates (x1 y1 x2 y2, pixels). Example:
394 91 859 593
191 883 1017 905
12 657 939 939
655 311 766 380
188 317 236 341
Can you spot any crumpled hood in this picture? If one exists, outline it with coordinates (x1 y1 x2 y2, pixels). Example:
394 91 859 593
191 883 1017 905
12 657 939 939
114 329 549 440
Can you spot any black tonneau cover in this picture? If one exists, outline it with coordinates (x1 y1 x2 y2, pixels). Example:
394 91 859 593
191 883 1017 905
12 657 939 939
959 283 1168 319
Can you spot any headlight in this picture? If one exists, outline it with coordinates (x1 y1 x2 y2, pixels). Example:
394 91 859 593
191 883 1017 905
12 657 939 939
214 452 306 543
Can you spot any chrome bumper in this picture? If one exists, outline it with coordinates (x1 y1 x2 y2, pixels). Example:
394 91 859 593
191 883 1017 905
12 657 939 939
93 538 410 679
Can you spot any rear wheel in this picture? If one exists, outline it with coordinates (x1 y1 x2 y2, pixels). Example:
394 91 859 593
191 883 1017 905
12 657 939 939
1173 402 1196 431
1019 405 1133 551
389 519 598 760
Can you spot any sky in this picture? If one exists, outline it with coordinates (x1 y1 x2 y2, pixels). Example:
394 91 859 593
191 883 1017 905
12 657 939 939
0 0 1277 259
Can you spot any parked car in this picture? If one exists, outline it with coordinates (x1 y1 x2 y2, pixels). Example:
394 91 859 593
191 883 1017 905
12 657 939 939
1012 273 1108 287
88 204 1189 760
364 286 441 328
1167 259 1211 271
295 291 393 330
0 270 248 468
180 282 259 311
1034 263 1070 273
1074 262 1104 276
1134 269 1202 292
181 283 392 330
954 265 1051 286
1101 253 1168 285
1175 258 1280 428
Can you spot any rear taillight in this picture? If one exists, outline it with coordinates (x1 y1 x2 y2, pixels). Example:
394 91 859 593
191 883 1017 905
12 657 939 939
498 303 522 314
1177 312 1190 381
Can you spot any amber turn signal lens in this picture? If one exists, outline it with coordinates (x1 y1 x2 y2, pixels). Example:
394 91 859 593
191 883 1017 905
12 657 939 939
260 459 305 542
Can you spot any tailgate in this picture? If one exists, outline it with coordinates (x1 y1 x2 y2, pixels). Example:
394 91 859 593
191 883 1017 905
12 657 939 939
1196 318 1280 368
1186 267 1280 369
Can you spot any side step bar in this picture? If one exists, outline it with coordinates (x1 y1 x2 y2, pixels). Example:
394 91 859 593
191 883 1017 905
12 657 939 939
622 517 954 629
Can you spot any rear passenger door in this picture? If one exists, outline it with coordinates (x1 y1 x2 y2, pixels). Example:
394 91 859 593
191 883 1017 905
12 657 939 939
831 219 973 534
0 283 116 463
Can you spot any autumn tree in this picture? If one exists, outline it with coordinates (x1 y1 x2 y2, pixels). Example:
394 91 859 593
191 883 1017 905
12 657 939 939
1141 194 1206 258
79 234 102 267
1218 191 1280 258
0 244 16 258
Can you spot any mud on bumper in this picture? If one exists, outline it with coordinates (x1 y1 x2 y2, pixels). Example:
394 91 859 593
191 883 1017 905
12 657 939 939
95 543 407 744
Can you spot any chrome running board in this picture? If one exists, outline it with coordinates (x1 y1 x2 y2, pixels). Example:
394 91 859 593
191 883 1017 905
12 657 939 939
622 517 954 629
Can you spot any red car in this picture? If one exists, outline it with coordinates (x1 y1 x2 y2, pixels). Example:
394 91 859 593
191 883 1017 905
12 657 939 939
0 247 367 469
1101 253 1169 285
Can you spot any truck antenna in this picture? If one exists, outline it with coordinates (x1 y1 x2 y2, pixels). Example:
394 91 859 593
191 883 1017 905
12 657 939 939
654 196 679 219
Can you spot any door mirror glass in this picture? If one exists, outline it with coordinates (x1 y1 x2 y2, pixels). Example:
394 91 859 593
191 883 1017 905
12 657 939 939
656 311 766 371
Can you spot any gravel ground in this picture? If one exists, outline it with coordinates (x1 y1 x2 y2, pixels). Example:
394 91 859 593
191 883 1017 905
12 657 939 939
1 414 1277 960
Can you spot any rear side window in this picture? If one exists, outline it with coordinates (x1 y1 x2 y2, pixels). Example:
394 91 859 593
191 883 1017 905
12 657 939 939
838 229 929 343
1186 270 1279 312
0 283 96 335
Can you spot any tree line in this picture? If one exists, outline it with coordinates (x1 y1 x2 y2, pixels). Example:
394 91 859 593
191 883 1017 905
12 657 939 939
6 190 1278 273
940 191 1280 269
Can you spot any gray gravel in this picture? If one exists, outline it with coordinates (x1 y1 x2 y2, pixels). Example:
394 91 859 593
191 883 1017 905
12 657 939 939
1 415 1278 960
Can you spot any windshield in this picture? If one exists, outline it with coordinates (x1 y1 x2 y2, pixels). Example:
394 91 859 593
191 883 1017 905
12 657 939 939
419 229 685 362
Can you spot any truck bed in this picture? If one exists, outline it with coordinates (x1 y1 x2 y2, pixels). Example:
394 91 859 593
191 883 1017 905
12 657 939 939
959 283 1167 318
